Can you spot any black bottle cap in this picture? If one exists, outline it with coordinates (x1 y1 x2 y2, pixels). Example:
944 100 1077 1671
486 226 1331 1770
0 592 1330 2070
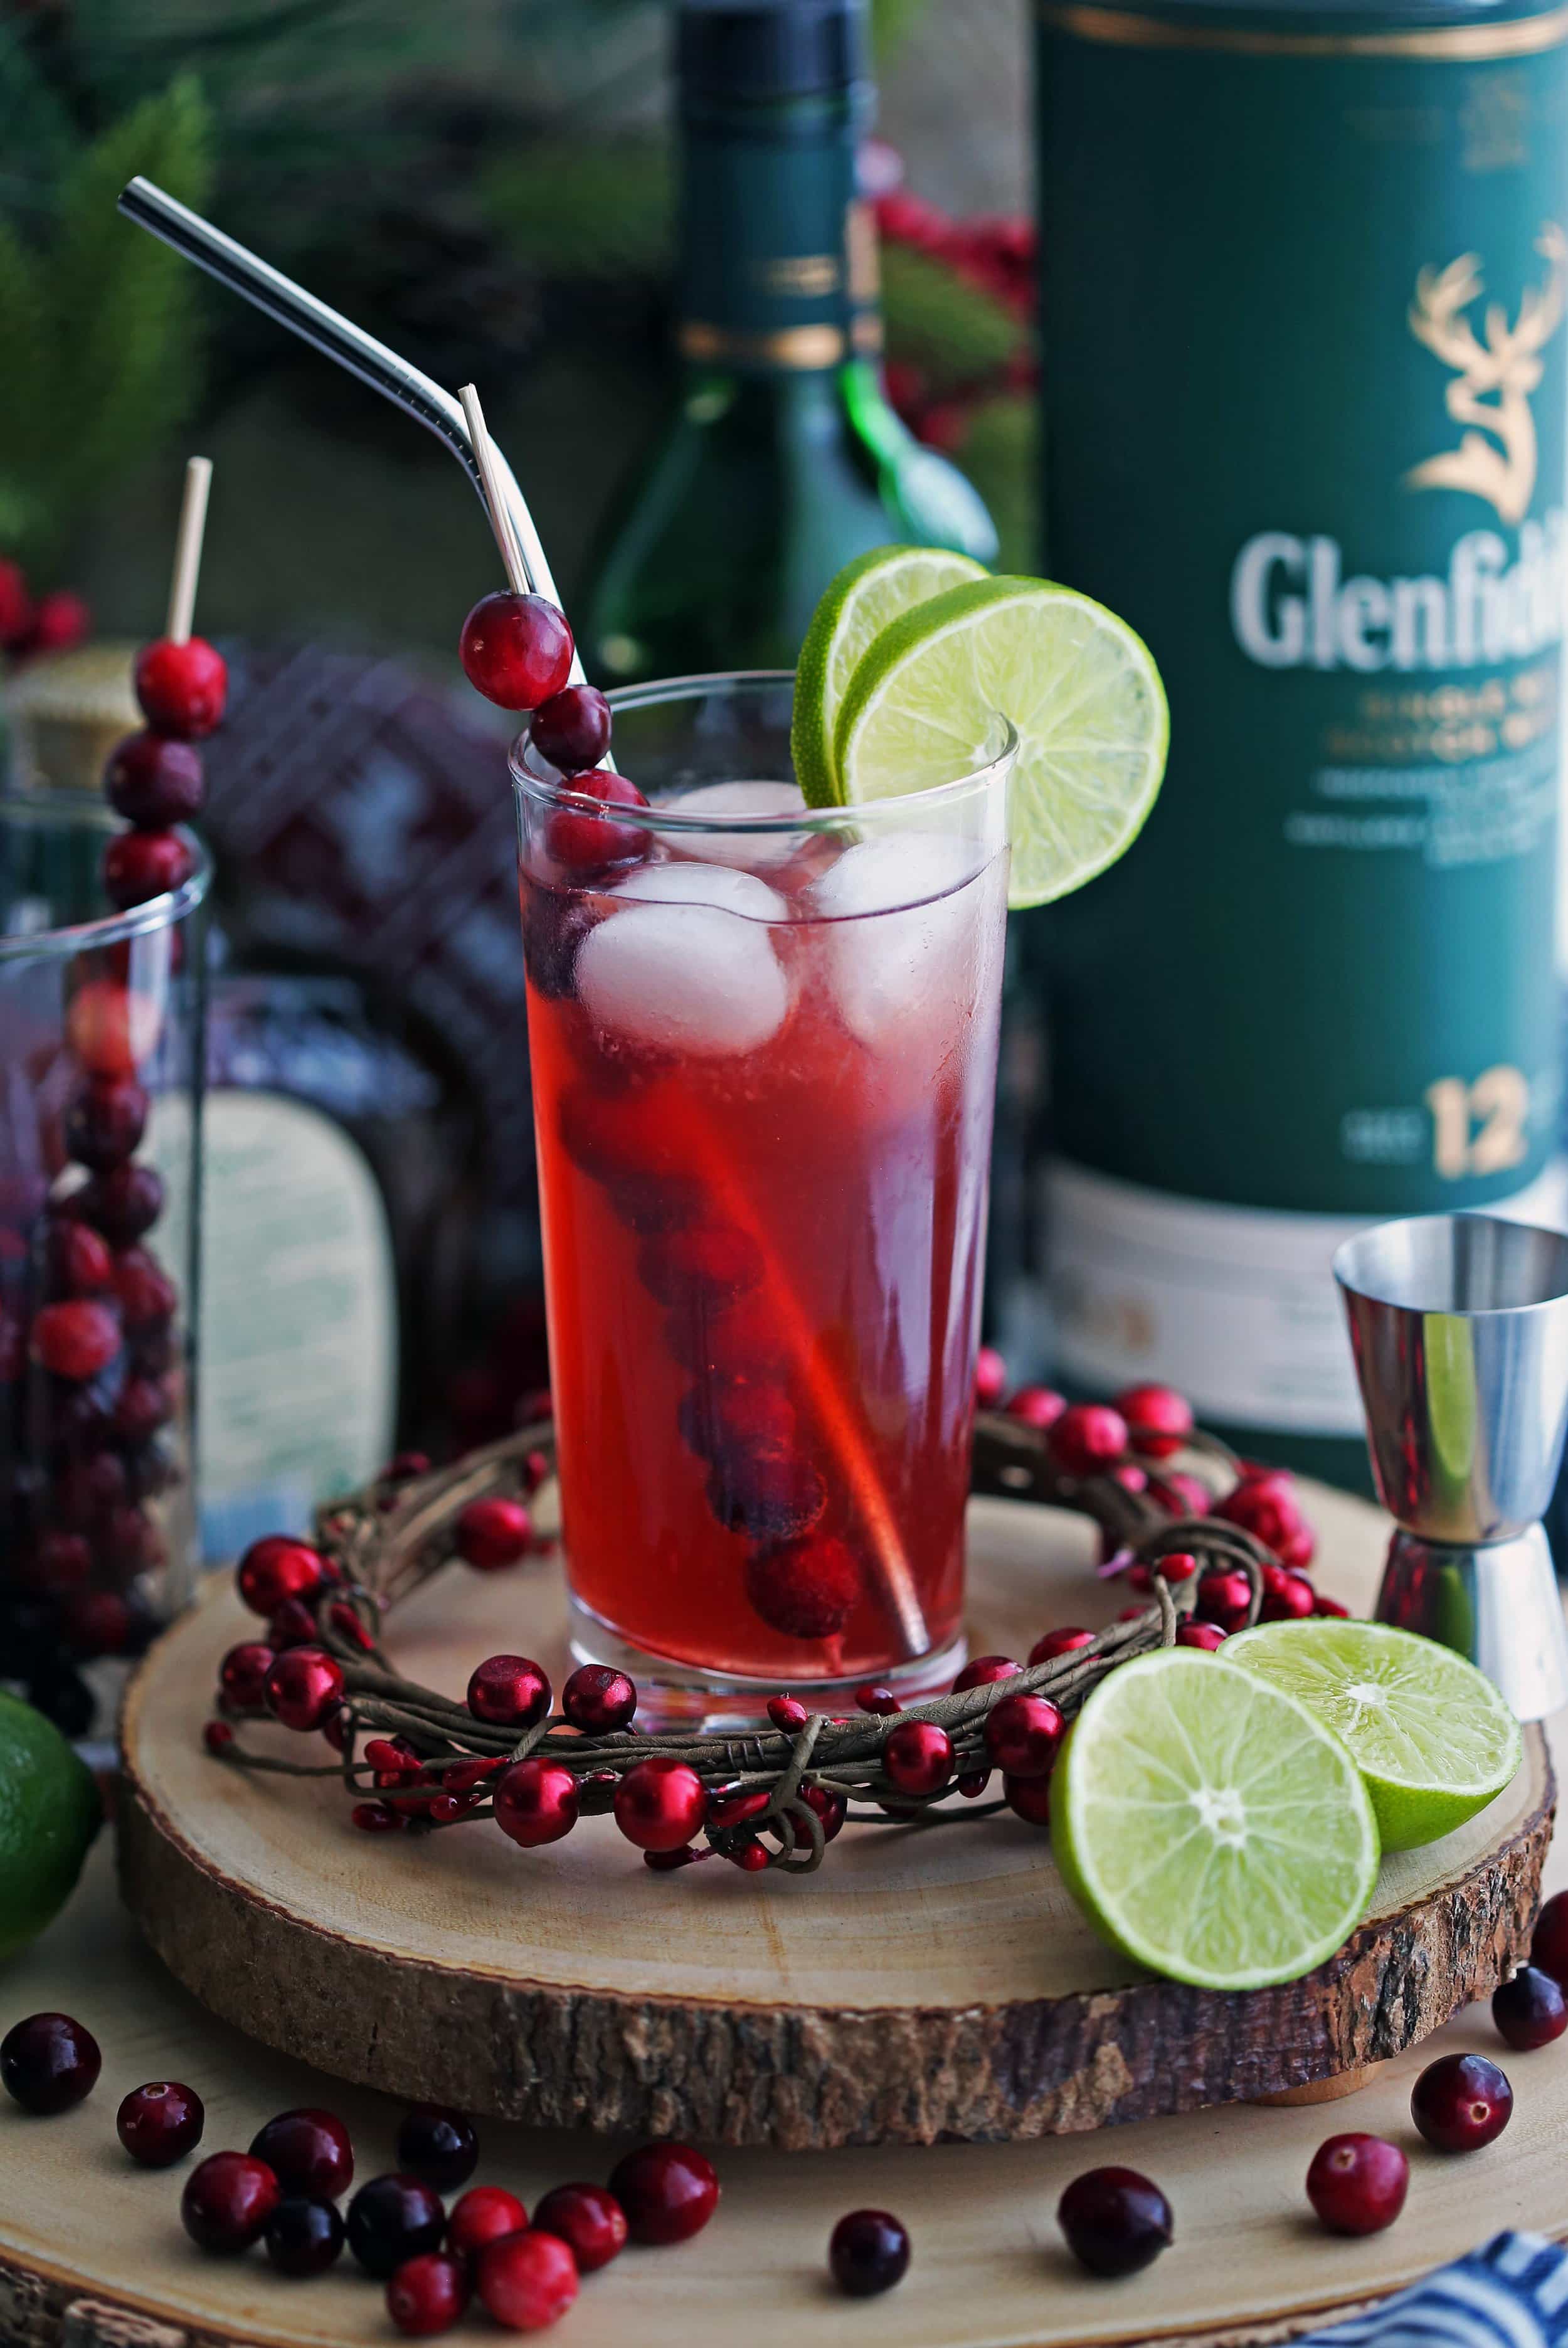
677 0 871 100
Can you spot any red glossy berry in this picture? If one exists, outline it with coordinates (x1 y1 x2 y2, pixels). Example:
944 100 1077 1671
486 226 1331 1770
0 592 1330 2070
1214 1472 1316 1570
494 1759 580 1849
102 828 195 911
66 980 157 1078
1112 1464 1148 1495
608 2140 719 2244
476 2228 580 2330
60 1590 133 1658
110 1245 176 1331
1029 1625 1094 1666
1493 1965 1568 2051
985 1692 1064 1778
829 2208 910 2297
1058 2166 1173 2276
1411 2051 1513 2151
28 588 91 655
768 1694 809 1733
104 730 205 827
543 770 650 874
398 2106 478 2191
181 2151 282 2254
1260 1561 1316 1622
204 1719 235 1754
63 1077 148 1171
1177 1621 1227 1650
219 1640 275 1712
1154 1469 1212 1517
952 1653 1020 1693
249 2106 354 2199
615 1758 707 1852
236 1535 328 1617
799 1780 846 1842
561 1663 637 1733
114 1372 172 1442
1047 1403 1129 1477
1115 1383 1194 1460
1147 1549 1198 1585
459 592 573 710
1532 1889 1568 1985
268 1596 319 1651
973 1346 1007 1408
1 2012 102 2113
455 1495 531 1571
74 1161 163 1246
1004 1384 1067 1430
117 2080 204 2167
388 2250 469 2335
30 1299 119 1381
264 1645 344 1733
265 2195 346 2277
18 1529 91 1593
347 2175 448 2278
856 1682 901 1716
882 1719 954 1798
447 2185 529 2264
134 635 228 737
468 1653 551 1728
532 2182 628 2273
352 1802 405 1833
1195 1567 1254 1634
744 1531 861 1639
1315 1593 1350 1619
1305 2133 1408 2236
1004 1773 1053 1825
529 684 612 772
46 1217 112 1296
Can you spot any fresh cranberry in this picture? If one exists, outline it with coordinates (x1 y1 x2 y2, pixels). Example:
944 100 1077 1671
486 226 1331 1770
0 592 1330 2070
66 980 157 1079
248 2106 354 2198
388 2249 470 2334
60 1590 134 1658
1177 1621 1227 1650
952 1653 1020 1692
1533 1889 1568 1985
561 1663 637 1733
494 1758 580 1848
204 1719 235 1755
0 2013 101 2113
985 1693 1064 1778
467 1653 551 1728
46 1217 112 1295
707 1437 829 1545
529 684 612 771
346 2174 448 2278
1004 1384 1067 1430
455 1495 531 1571
882 1720 953 1797
1305 2133 1408 2235
608 2140 719 2244
856 1682 901 1716
1493 1965 1568 2051
1057 2166 1172 2276
460 591 573 709
236 1533 328 1617
268 1596 319 1650
181 2151 281 2253
543 770 650 874
1004 1773 1053 1825
973 1345 1007 1408
398 2106 478 2191
110 1245 176 1331
744 1531 860 1638
614 1758 707 1852
532 2182 627 2272
74 1161 164 1245
1029 1625 1095 1665
114 1373 172 1442
104 731 206 827
448 2184 529 2263
1214 1472 1316 1570
26 588 90 655
30 1299 119 1380
1114 1382 1194 1459
265 1645 344 1732
19 1531 92 1593
475 2229 580 2330
116 2080 204 2167
102 828 195 911
1195 1567 1254 1634
1411 2052 1513 2151
1047 1404 1129 1477
829 2208 910 2297
768 1694 809 1733
134 635 228 736
1260 1561 1316 1622
265 2195 346 2277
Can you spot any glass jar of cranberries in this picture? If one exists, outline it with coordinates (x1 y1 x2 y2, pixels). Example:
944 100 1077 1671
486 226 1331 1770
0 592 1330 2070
0 796 209 1745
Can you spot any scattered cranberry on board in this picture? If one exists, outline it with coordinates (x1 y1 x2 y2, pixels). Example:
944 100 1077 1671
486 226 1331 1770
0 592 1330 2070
531 2181 628 2272
475 2228 580 2331
1411 2052 1513 2152
0 2012 101 2114
181 2152 280 2255
264 2195 346 2278
1493 1965 1568 2051
387 2249 471 2335
117 2080 204 2167
248 2106 354 2199
608 2140 720 2244
1305 2134 1409 2236
829 2209 910 2297
346 2174 447 2278
1057 2166 1173 2277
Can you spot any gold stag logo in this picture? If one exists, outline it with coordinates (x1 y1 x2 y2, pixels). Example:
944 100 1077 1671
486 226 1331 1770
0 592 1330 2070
1407 223 1567 526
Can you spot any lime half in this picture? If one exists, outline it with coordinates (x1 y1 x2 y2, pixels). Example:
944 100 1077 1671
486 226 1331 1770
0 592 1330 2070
1224 1619 1521 1852
1051 1650 1379 1990
791 546 989 808
0 1689 100 1963
835 574 1168 910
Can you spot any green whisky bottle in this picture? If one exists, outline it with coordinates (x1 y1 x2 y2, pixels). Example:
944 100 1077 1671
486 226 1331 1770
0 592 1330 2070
1032 0 1568 1480
582 0 997 685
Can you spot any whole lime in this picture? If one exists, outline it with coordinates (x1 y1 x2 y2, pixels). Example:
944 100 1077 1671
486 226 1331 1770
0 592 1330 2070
0 1690 101 1963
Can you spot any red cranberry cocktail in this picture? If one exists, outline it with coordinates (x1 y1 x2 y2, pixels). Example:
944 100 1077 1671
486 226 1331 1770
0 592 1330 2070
514 672 1012 1721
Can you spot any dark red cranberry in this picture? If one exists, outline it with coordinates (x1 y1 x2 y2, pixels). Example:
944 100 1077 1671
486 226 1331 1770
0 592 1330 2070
1259 1561 1316 1622
1411 2051 1513 2151
396 2106 478 2191
532 2182 628 2272
799 1780 847 1842
1493 1965 1568 2051
56 1591 129 1659
265 2195 346 2277
529 684 612 772
29 1299 119 1380
1004 1773 1053 1825
204 1719 235 1755
103 829 195 911
236 1534 328 1617
475 2231 580 2329
1214 1470 1316 1570
1532 1889 1568 1985
111 1245 176 1331
18 1530 92 1593
1305 2134 1409 2236
829 2208 910 2297
352 1801 406 1833
1057 2166 1173 2276
53 1448 128 1527
1177 1621 1228 1650
117 2079 204 2167
856 1682 901 1716
104 730 206 827
249 2106 354 2198
543 770 650 874
953 1653 1021 1692
181 2151 282 2253
267 1596 318 1650
614 1758 707 1853
973 1346 1007 1408
710 1444 828 1546
387 2249 470 2335
346 2174 448 2278
1 2012 102 2113
494 1758 579 1848
679 1375 797 1464
1005 1384 1067 1430
561 1663 637 1734
134 635 228 736
1047 1405 1129 1477
26 588 90 654
608 2140 719 2244
113 1373 172 1442
1195 1567 1255 1634
75 1162 164 1246
768 1694 809 1733
264 1645 345 1732
744 1532 861 1639
455 1495 531 1571
1029 1625 1095 1665
460 592 573 709
1114 1382 1194 1459
46 1217 112 1296
467 1653 551 1729
985 1692 1064 1778
882 1719 953 1798
447 2184 528 2264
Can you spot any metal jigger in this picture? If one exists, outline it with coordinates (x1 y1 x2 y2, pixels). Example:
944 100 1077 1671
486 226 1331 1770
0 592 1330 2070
1333 1213 1568 1721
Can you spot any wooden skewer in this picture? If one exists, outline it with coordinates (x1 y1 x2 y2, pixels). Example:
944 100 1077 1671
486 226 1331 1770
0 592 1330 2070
458 383 530 597
165 456 212 644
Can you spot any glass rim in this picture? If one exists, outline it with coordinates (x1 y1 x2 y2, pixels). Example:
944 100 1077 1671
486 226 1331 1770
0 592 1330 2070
509 667 1017 836
0 794 213 965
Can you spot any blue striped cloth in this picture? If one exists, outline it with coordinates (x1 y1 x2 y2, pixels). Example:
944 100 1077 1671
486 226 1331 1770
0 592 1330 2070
1306 2235 1568 2348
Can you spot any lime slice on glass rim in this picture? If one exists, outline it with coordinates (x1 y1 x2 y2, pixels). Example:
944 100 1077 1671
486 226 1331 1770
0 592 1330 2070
832 574 1168 910
791 545 990 807
1224 1618 1521 1852
1051 1650 1379 1991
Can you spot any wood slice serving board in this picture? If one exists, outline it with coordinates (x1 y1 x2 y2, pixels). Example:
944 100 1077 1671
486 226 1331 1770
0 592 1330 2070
117 1485 1554 2150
